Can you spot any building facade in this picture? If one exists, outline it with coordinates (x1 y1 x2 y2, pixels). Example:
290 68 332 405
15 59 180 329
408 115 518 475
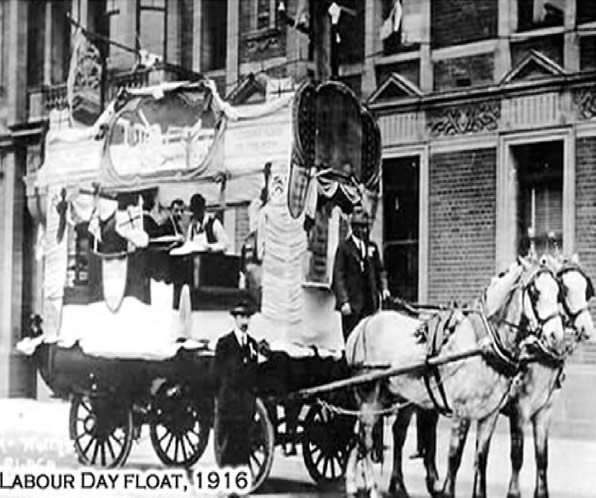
1 0 595 435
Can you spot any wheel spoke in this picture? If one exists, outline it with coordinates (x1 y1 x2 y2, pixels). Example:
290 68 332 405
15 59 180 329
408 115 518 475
315 450 325 468
183 432 197 452
90 440 99 465
164 433 175 455
109 432 124 449
180 436 188 462
81 436 94 457
174 435 180 461
105 437 116 460
100 441 106 466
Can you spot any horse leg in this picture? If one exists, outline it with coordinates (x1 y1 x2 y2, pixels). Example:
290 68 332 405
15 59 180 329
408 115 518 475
388 405 414 498
419 409 440 496
507 405 525 498
472 411 499 498
532 406 552 498
345 441 359 497
440 416 470 498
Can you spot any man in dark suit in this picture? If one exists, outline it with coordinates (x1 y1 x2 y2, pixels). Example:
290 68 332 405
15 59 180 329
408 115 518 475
213 300 259 468
332 207 390 340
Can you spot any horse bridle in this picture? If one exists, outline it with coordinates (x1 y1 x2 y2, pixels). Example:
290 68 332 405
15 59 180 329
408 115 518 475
557 264 594 327
495 265 563 339
522 266 565 337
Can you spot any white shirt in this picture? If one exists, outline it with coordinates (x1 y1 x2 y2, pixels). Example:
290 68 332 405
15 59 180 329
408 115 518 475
351 234 367 259
187 214 229 252
233 328 248 348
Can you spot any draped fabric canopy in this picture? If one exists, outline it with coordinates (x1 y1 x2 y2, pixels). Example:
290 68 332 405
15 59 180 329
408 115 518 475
33 80 294 207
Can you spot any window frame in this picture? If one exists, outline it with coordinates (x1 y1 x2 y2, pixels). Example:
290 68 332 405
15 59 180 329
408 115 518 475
136 0 168 58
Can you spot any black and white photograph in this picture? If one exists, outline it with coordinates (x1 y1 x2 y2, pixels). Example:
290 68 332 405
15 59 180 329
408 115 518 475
0 0 595 496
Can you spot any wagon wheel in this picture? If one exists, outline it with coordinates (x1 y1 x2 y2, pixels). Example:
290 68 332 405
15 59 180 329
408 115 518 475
69 395 134 468
302 402 355 484
149 395 211 467
248 398 275 493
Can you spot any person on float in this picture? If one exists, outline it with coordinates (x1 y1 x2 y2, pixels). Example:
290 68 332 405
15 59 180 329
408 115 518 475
187 193 229 252
332 206 390 339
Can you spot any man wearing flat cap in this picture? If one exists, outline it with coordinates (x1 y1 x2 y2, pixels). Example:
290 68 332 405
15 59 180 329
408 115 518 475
213 300 259 469
332 206 390 340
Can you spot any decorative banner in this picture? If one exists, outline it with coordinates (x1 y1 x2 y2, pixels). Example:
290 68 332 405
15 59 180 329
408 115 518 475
101 86 225 190
66 28 103 126
102 256 128 313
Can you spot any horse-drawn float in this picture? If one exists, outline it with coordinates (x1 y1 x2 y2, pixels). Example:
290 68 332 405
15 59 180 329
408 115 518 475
18 76 385 492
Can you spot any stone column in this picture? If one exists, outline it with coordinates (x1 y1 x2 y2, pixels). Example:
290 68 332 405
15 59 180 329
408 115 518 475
192 0 202 72
362 0 380 98
6 0 27 126
0 148 30 397
420 0 432 92
166 0 180 65
495 0 512 81
285 0 310 82
564 0 579 72
226 0 240 90
44 2 53 84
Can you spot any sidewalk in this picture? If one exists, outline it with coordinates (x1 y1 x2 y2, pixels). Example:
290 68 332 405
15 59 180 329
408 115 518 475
0 399 595 497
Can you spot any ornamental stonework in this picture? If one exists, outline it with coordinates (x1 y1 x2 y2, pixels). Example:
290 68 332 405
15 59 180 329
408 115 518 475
573 86 596 120
427 101 501 136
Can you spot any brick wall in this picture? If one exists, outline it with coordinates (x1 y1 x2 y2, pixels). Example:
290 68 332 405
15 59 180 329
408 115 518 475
575 137 596 315
510 35 564 68
428 148 496 305
431 0 498 48
433 53 494 92
376 60 420 89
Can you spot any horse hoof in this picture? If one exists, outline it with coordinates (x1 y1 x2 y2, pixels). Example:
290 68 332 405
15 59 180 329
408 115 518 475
506 492 521 498
387 481 410 498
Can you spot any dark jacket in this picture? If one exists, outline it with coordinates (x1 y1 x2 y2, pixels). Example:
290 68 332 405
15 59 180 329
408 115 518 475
332 236 387 316
213 330 259 467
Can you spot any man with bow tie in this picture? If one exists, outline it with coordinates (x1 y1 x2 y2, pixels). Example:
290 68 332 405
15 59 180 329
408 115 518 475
213 300 259 468
332 207 390 340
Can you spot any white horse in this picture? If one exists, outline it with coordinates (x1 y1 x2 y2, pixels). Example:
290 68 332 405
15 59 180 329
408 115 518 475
503 254 594 498
344 257 565 498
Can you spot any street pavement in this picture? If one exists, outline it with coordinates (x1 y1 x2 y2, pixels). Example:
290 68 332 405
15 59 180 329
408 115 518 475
0 399 595 497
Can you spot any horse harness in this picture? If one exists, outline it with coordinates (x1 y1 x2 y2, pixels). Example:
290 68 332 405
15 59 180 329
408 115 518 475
421 265 563 416
557 263 594 326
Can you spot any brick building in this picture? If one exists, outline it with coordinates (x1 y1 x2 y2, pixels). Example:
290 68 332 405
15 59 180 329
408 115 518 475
1 0 595 435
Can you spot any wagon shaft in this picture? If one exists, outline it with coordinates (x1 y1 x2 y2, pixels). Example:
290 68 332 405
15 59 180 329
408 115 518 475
288 345 486 401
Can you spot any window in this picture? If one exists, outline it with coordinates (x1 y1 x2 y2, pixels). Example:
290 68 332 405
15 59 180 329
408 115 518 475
381 0 422 55
26 0 45 88
106 0 119 15
138 0 167 60
201 0 227 71
248 0 278 32
517 0 564 32
577 0 596 25
383 156 419 301
513 142 563 256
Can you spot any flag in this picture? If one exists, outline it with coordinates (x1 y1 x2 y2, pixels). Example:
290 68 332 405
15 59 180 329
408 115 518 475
379 0 402 41
66 27 103 125
295 0 310 32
